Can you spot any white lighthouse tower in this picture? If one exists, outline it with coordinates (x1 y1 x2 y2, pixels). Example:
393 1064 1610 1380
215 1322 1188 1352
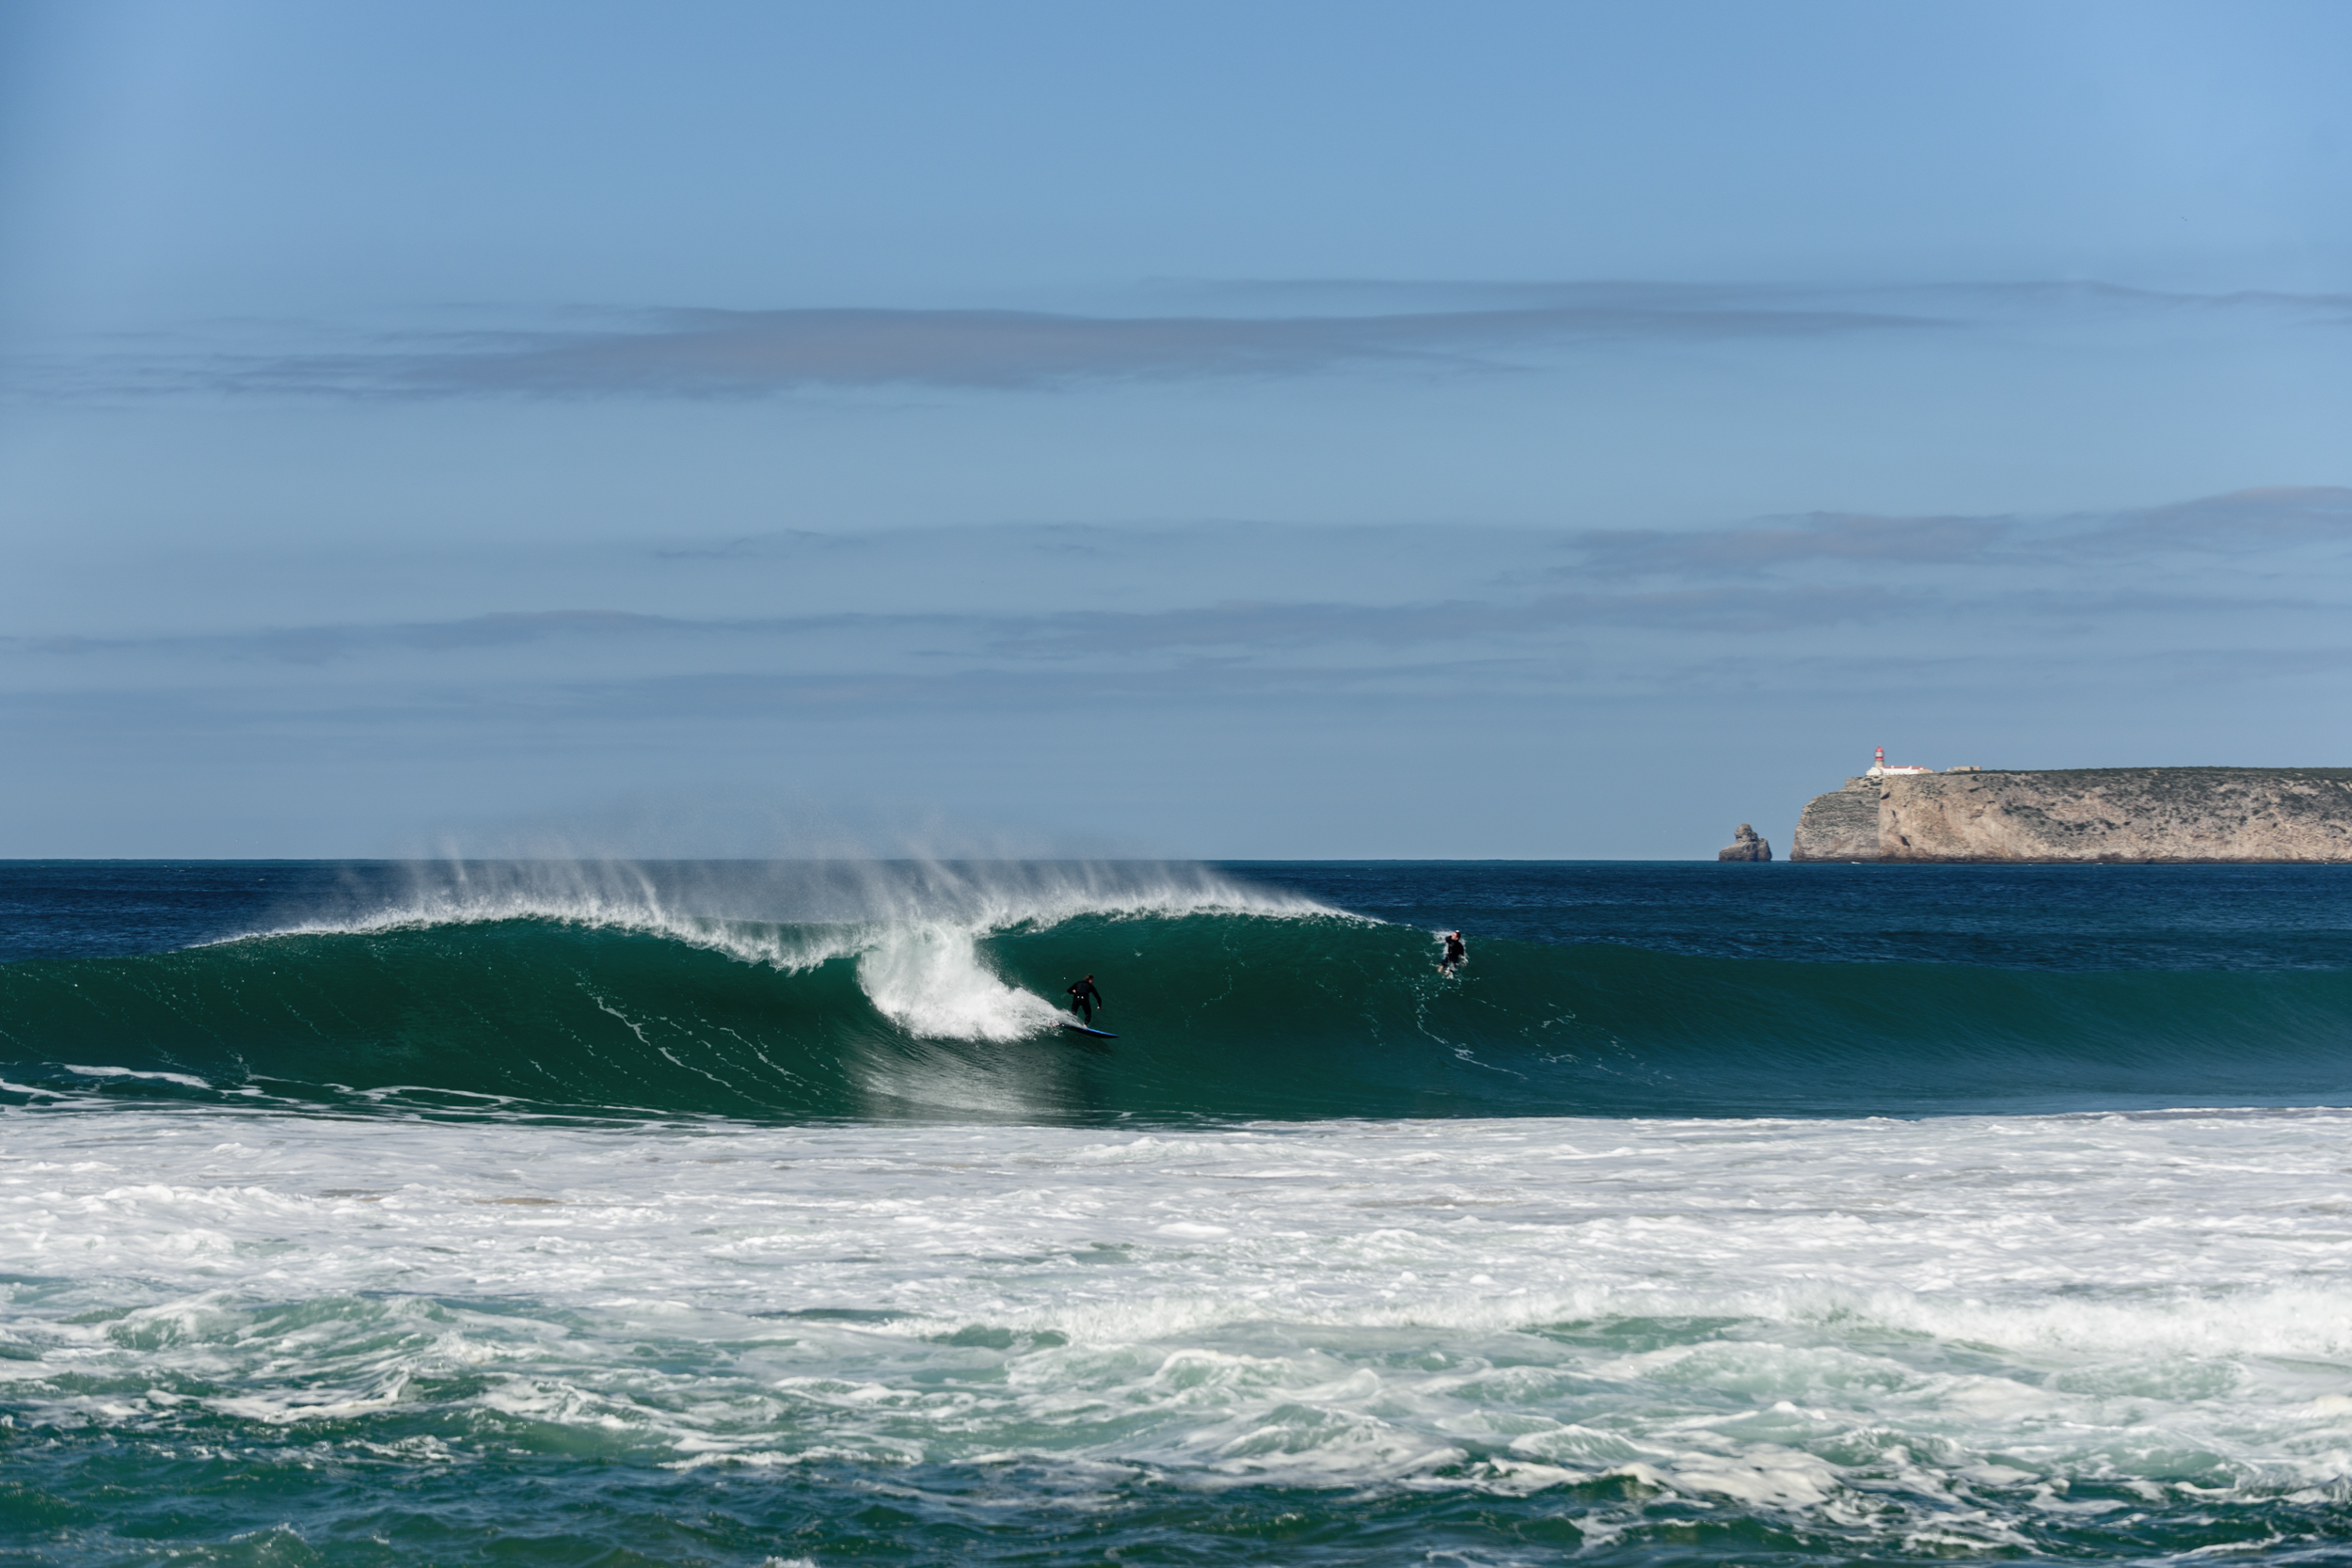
1867 745 1933 779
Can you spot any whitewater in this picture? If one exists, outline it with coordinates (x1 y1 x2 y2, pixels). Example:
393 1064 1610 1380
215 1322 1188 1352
7 859 2352 1564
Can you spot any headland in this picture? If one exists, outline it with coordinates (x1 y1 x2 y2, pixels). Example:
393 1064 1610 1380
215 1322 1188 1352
1791 762 2352 863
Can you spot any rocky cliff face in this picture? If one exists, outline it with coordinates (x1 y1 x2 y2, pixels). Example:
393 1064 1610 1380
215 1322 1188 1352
1790 779 1883 862
1718 823 1772 862
1791 768 2352 863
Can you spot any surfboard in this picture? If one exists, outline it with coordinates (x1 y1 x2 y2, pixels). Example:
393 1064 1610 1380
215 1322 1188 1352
1058 1022 1119 1038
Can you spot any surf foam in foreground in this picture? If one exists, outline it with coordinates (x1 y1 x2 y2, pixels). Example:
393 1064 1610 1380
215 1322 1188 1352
6 1107 2352 1563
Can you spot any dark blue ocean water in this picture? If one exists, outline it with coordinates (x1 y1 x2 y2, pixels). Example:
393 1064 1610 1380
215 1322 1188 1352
1232 859 2352 971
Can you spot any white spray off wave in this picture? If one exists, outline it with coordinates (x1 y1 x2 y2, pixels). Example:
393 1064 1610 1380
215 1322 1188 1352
233 852 1343 1041
853 923 1071 1041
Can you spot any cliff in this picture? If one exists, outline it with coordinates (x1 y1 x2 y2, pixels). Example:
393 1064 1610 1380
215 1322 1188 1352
1791 768 2352 863
1790 779 1883 862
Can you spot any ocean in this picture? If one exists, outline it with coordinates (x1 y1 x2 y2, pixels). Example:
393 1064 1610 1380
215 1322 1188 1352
5 859 2352 1565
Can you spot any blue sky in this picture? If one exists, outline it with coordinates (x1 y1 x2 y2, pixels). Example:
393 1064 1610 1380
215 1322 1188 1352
4 1 2349 857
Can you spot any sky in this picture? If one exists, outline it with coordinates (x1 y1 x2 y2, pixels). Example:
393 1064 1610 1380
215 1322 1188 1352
3 0 2350 858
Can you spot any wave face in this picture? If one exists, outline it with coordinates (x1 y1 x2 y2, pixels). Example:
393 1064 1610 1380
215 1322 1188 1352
8 860 2352 1122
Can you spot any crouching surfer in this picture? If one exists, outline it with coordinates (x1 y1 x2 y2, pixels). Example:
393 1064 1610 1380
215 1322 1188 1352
1439 930 1467 974
1066 974 1104 1025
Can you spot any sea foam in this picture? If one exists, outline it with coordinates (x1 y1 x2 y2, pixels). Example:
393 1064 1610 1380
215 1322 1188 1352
8 1104 2352 1550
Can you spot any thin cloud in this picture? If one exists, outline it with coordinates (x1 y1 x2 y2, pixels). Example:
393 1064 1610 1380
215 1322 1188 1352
1567 515 2012 579
7 583 1921 678
1167 277 2352 318
24 610 707 666
22 632 2352 738
2064 486 2352 558
984 584 1918 656
116 300 1937 400
1558 487 2352 583
29 278 2348 405
12 490 2349 705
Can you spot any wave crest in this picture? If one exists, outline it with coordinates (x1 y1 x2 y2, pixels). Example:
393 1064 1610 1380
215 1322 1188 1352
244 857 1338 966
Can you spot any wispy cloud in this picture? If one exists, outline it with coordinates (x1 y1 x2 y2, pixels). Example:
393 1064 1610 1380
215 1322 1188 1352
5 583 1936 674
2063 486 2352 558
1567 515 2011 579
990 585 1920 656
24 610 711 666
31 277 2351 404
1561 486 2352 581
11 487 2350 750
1163 277 2352 320
64 298 1937 401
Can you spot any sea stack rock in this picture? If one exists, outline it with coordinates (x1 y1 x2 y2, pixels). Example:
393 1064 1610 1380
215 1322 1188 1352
1718 823 1772 862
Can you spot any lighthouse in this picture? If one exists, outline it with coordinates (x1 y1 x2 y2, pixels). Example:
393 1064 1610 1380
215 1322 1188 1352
1867 745 1933 778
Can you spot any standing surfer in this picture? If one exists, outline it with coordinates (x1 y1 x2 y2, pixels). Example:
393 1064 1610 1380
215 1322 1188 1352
1066 974 1104 1024
1440 930 1467 974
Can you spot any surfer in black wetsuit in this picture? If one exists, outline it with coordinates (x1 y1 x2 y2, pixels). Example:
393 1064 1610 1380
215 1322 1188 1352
1066 974 1104 1024
1440 931 1467 974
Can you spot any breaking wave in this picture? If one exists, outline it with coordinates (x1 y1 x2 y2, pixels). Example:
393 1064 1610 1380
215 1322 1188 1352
7 859 2352 1123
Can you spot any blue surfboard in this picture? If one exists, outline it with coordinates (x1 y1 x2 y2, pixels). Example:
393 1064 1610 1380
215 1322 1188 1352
1058 1021 1119 1039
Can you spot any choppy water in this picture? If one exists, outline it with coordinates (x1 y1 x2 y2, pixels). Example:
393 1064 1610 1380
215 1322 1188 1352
6 860 2352 1564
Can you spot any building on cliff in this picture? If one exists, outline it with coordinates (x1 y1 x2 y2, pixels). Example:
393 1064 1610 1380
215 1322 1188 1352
1791 765 2352 863
1864 746 1933 779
